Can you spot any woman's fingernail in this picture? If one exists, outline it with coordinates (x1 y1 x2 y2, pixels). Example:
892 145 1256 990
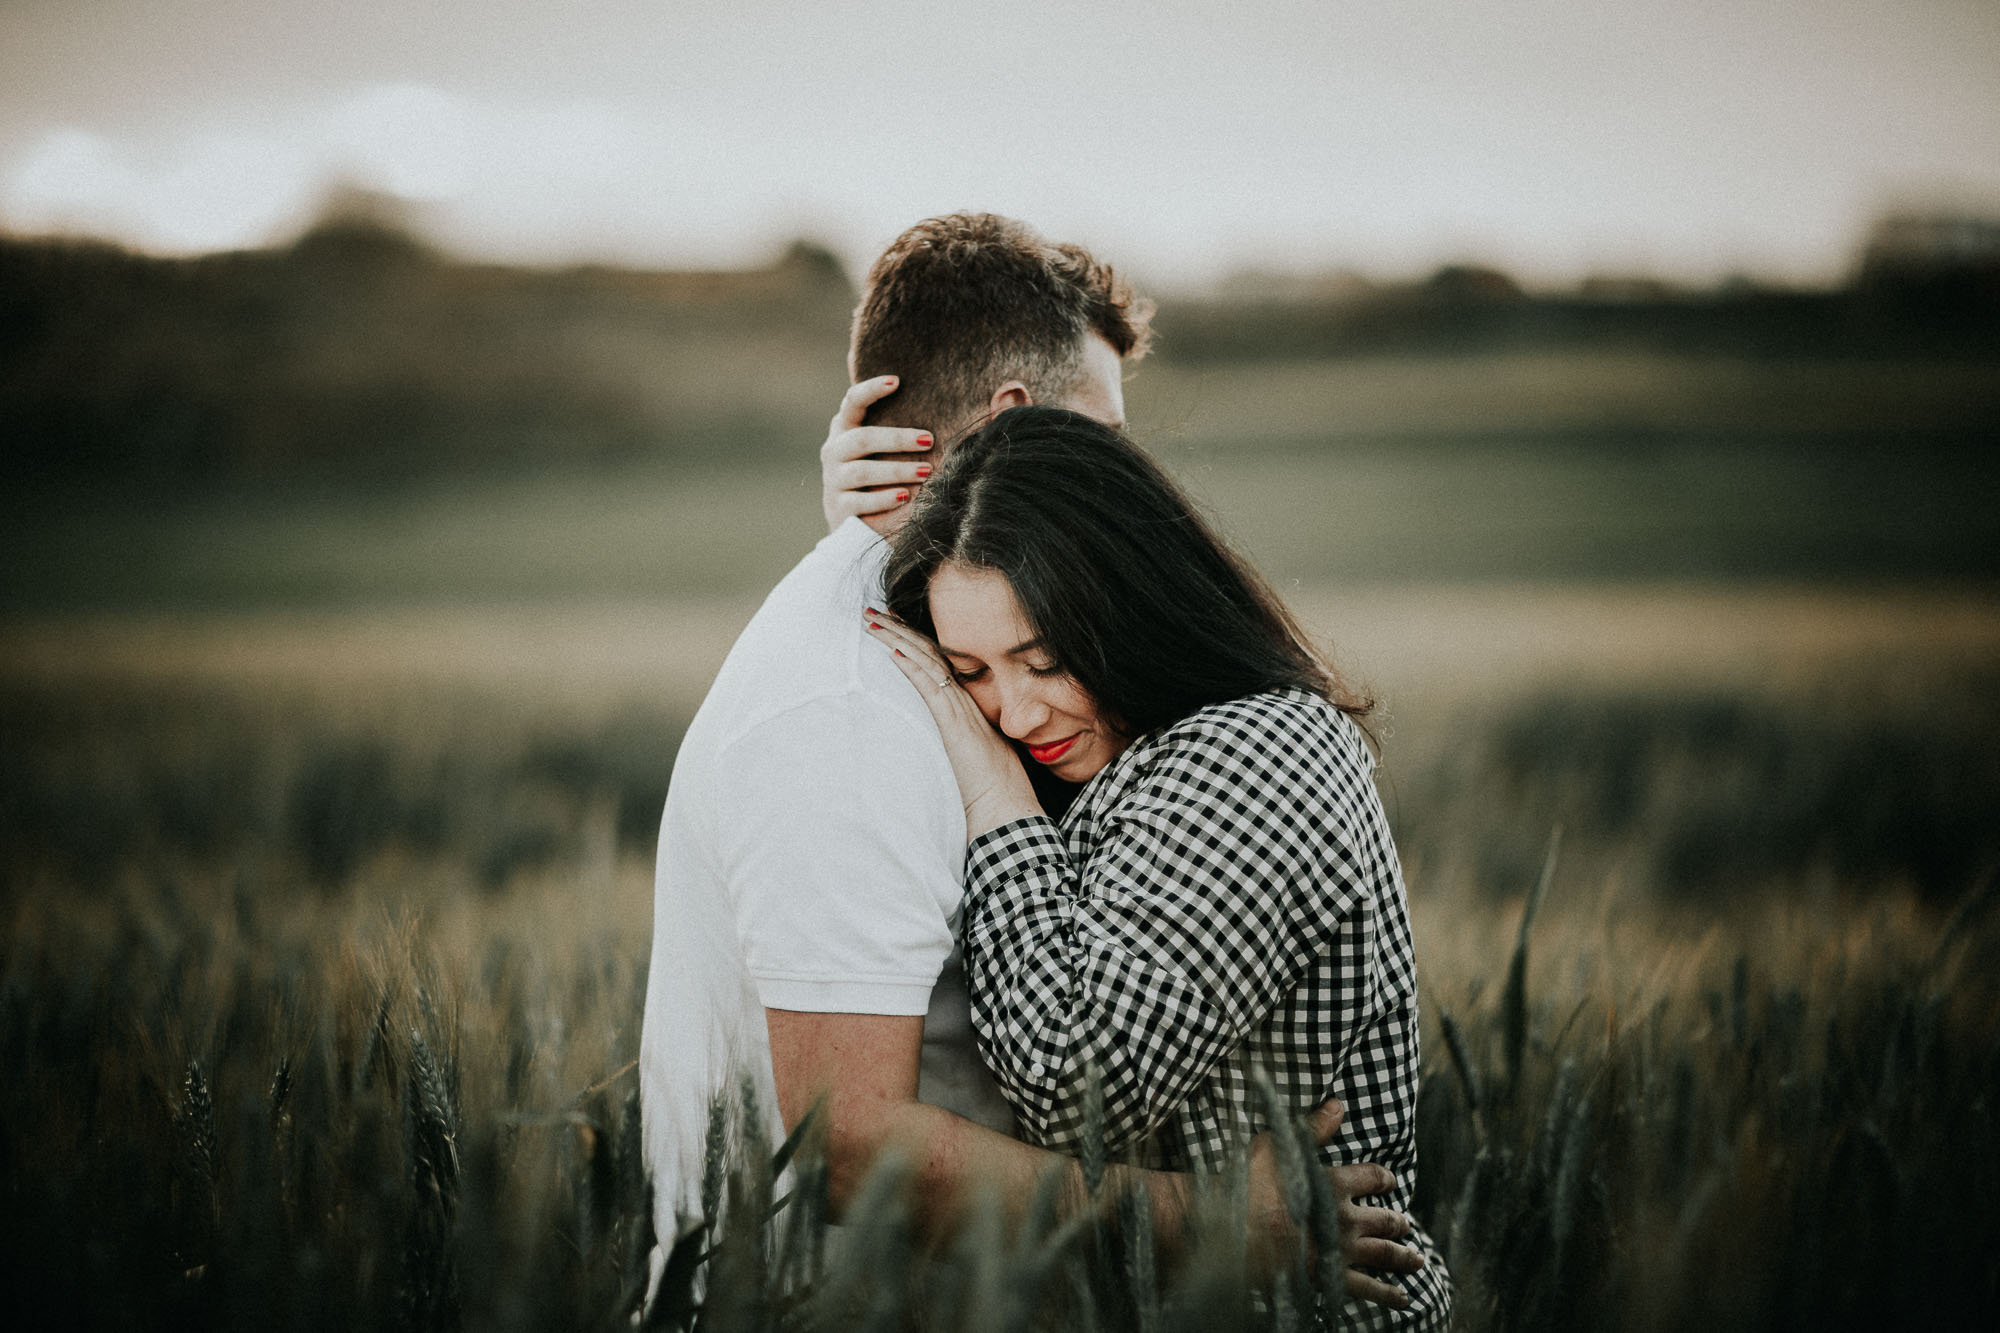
916 434 933 448
894 490 909 503
894 649 905 658
883 376 897 386
915 464 932 478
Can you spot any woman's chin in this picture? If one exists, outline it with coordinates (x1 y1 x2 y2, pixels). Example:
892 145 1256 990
1045 748 1106 784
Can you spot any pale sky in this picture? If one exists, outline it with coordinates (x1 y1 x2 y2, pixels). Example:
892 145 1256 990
2 0 1996 287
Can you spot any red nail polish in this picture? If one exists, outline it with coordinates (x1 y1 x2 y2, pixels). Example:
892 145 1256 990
894 490 909 503
915 464 932 478
894 649 905 658
916 433 933 447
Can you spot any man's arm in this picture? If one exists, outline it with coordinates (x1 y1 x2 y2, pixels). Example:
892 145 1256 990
766 1009 1065 1230
765 1007 1423 1305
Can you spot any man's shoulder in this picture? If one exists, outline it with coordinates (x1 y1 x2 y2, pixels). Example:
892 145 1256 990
676 528 951 797
689 522 889 743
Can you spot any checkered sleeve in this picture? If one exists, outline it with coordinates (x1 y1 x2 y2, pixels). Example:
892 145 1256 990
960 699 1372 1157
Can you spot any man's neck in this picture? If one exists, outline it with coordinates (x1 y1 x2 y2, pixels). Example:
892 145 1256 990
861 510 907 538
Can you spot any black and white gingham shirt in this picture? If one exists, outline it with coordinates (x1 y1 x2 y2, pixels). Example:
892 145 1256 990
962 688 1450 1329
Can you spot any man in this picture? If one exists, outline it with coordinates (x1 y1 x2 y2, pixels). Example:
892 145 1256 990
639 213 1420 1305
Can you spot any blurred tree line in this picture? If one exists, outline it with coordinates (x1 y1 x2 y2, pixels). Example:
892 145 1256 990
1166 211 2000 362
0 202 855 490
1 205 1995 491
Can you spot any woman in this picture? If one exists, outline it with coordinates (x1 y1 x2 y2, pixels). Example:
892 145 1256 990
860 405 1450 1328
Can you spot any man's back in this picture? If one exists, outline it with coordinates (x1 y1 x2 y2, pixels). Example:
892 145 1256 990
638 518 1003 1251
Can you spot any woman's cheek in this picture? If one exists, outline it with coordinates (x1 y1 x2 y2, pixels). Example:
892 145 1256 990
965 683 1005 728
1059 680 1102 726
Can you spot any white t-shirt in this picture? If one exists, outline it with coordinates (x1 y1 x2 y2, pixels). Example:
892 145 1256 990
638 518 1011 1256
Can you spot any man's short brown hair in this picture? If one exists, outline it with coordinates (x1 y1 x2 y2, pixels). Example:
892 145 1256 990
849 213 1153 438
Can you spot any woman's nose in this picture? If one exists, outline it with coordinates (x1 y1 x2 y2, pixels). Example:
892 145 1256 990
995 678 1052 739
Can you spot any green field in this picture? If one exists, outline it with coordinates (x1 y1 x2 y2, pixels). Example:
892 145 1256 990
5 430 1997 618
5 347 1999 613
4 584 1998 1328
5 335 1999 1328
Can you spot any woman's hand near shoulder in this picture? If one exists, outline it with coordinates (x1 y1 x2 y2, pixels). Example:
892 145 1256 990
863 608 1043 839
820 375 935 531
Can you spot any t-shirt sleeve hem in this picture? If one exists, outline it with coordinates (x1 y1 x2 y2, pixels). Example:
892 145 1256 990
754 975 937 1016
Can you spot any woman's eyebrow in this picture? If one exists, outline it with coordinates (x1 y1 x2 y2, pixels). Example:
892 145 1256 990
938 637 1044 660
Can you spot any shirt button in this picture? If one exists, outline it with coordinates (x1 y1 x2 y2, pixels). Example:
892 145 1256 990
1030 1062 1045 1078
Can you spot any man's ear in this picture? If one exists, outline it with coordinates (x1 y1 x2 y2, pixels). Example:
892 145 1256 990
987 380 1033 417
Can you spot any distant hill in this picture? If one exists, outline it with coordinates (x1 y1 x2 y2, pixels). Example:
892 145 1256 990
0 214 857 489
2 209 1995 490
1158 216 2000 363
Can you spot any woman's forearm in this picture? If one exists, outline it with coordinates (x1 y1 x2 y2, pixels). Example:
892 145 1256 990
961 818 1238 1154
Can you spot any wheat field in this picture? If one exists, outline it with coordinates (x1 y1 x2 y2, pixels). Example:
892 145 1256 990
2 587 1997 1330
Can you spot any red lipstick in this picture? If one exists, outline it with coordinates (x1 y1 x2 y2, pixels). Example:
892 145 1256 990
1028 736 1078 765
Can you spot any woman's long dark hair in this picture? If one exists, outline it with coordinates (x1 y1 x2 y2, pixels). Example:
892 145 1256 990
882 405 1370 742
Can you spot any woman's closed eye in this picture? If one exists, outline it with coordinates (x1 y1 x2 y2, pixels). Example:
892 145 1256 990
947 661 1061 684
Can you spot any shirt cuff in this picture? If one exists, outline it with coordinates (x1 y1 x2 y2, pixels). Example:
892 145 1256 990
964 814 1070 900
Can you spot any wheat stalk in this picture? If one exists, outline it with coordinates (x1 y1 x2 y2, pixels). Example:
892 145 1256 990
1503 825 1563 1100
